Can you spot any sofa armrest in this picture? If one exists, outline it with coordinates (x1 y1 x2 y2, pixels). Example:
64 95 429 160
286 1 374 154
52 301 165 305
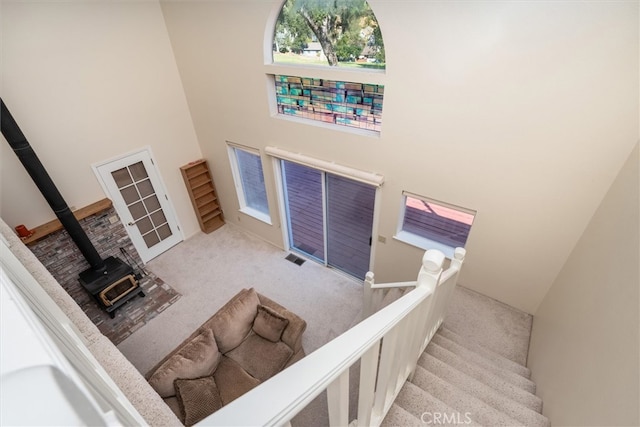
145 325 206 379
257 293 307 353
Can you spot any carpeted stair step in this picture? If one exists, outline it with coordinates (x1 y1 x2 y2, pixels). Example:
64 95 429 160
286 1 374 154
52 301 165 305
418 353 549 427
381 403 425 427
410 365 525 426
382 402 476 427
391 381 482 427
431 333 536 394
426 342 542 412
438 328 532 379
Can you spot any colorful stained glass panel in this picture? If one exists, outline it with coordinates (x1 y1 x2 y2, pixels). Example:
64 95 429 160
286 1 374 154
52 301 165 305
274 75 383 132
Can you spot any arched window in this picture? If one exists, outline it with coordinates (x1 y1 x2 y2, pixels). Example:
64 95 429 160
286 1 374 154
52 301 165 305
273 0 385 69
269 0 386 133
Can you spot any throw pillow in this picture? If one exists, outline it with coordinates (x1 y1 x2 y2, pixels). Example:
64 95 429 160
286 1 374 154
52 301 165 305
209 288 261 353
174 375 223 426
252 305 289 343
148 328 221 398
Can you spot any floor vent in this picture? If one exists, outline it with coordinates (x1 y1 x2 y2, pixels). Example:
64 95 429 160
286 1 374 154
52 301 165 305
285 253 305 266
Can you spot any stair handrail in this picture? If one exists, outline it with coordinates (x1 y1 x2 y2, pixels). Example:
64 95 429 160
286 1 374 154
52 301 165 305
363 277 417 318
199 248 466 427
363 247 467 320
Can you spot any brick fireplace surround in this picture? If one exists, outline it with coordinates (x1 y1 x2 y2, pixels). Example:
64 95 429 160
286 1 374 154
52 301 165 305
24 201 180 344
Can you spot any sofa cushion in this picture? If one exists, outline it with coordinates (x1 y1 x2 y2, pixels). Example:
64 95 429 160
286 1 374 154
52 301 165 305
226 332 294 382
174 375 223 426
209 288 261 353
213 355 261 406
253 305 290 343
148 328 221 398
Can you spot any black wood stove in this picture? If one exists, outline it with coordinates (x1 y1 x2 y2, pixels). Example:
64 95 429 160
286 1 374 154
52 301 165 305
1 98 144 318
78 256 144 319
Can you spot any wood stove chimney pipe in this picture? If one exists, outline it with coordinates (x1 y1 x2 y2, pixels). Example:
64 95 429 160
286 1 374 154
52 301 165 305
1 98 106 272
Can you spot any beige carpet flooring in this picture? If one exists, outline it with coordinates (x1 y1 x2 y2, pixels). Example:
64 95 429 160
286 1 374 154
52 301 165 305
443 286 532 366
117 223 363 376
117 223 533 426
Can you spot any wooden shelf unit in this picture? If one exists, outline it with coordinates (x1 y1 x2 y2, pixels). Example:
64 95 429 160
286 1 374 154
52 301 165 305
180 159 224 233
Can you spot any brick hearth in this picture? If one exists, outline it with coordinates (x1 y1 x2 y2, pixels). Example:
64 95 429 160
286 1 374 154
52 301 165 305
26 204 180 344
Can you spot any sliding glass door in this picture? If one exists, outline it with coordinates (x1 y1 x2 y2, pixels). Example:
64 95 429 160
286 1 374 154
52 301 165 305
326 174 376 279
281 160 376 279
282 161 325 261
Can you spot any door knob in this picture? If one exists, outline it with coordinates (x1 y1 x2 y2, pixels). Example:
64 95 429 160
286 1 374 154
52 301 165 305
128 222 135 226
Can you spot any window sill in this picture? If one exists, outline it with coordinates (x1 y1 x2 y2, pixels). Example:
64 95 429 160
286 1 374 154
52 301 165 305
271 112 381 138
264 63 386 84
393 231 456 259
239 207 272 225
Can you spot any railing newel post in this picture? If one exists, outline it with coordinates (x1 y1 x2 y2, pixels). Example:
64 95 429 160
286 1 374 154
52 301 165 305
451 247 466 271
363 271 375 318
417 249 445 291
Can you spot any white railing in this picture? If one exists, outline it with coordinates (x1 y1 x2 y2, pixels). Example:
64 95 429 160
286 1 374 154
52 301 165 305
363 277 417 320
364 247 467 341
201 247 466 427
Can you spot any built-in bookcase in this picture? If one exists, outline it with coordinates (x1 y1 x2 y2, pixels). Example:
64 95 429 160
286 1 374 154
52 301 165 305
180 159 224 233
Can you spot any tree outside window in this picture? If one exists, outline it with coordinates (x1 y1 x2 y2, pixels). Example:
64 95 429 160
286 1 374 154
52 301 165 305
273 0 385 69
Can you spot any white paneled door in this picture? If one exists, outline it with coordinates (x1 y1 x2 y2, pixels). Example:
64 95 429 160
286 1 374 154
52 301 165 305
94 149 182 263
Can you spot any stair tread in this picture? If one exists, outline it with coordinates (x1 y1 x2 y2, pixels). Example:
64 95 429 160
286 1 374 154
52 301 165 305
433 333 534 388
381 403 426 427
439 328 531 379
394 381 482 426
418 353 549 427
411 365 528 427
426 341 542 411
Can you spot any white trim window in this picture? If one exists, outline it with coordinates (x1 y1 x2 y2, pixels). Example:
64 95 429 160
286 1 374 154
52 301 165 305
395 192 475 258
228 144 271 224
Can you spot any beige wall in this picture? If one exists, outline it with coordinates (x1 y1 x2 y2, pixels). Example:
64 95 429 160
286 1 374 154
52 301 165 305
0 1 637 313
0 1 203 238
528 143 639 426
160 0 638 313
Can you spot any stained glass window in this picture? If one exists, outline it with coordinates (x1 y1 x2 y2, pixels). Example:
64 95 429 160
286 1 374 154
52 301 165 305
275 74 383 132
